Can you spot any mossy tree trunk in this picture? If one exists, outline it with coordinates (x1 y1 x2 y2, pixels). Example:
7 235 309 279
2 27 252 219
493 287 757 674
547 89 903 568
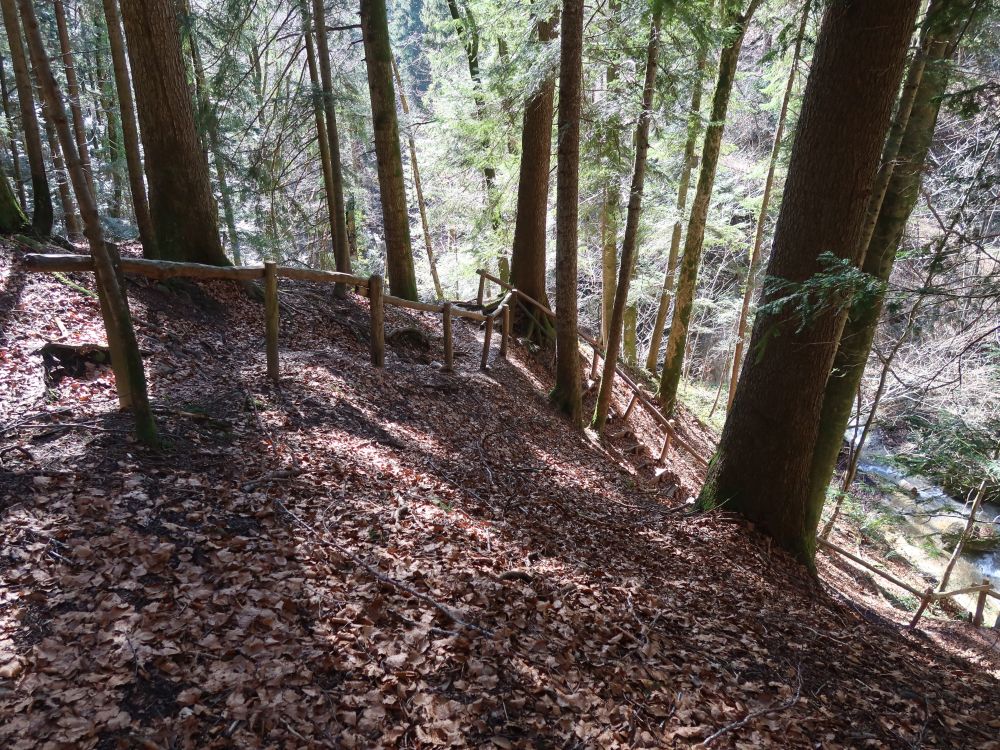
19 0 157 445
551 0 584 424
0 164 26 231
120 0 226 265
698 0 920 566
0 0 51 235
806 0 975 526
360 0 418 301
509 11 557 328
0 52 27 212
657 0 761 412
592 6 662 433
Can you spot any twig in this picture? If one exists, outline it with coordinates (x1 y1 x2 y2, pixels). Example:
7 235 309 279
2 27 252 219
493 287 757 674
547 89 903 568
699 662 803 746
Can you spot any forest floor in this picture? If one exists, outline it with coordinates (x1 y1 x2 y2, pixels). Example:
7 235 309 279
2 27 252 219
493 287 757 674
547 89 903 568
1 238 999 749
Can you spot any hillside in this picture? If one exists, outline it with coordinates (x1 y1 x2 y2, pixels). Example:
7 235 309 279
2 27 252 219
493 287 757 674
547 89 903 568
1 240 998 749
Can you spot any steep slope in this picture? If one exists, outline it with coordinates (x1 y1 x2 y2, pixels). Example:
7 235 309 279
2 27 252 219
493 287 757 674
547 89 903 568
1 240 997 749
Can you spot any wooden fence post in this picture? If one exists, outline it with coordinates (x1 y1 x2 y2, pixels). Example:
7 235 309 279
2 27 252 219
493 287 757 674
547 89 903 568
973 579 990 627
264 261 279 382
369 274 384 367
623 393 639 420
500 304 510 358
476 273 486 307
908 587 934 630
442 302 453 372
480 315 494 370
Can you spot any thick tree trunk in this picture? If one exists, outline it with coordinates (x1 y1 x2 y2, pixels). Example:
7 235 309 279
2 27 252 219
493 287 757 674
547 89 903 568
645 45 706 373
360 0 417 300
54 0 97 202
0 0 51 235
0 53 26 211
19 0 156 445
0 161 25 231
301 0 337 271
805 0 971 528
509 12 557 327
592 7 662 433
657 1 761 413
312 0 352 280
392 55 443 299
698 0 920 565
119 0 225 265
727 0 810 409
101 0 154 257
551 0 583 424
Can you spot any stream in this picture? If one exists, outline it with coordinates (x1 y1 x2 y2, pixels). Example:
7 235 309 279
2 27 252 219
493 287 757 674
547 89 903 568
848 427 1000 623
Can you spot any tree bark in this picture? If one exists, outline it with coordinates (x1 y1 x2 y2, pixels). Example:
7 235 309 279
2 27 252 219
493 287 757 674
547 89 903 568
19 0 156 445
592 7 662 433
392 54 443 299
53 0 97 202
101 0 154 257
360 0 417 300
657 0 761 412
0 155 25 231
509 11 557 327
805 0 973 528
727 0 810 409
698 0 920 565
312 0 352 281
551 0 583 424
42 112 81 238
0 0 51 235
119 0 225 265
645 44 707 373
0 53 26 211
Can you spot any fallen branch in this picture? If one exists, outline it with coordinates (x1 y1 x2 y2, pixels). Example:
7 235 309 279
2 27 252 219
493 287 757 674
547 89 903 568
699 662 802 747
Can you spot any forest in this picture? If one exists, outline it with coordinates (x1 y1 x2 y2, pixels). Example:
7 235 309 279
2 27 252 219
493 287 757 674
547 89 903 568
1 0 999 746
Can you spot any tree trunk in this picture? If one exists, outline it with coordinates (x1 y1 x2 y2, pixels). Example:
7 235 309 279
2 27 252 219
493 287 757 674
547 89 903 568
119 0 225 265
727 0 810 409
645 45 706 373
53 0 97 202
0 53 26 211
806 0 974 520
551 0 583 424
509 12 557 327
183 1 241 264
360 0 417 300
101 0 154 257
600 186 617 348
93 26 124 219
312 0 352 281
301 0 337 271
592 7 662 433
18 0 156 445
0 0 51 235
392 54 443 299
0 157 25 231
698 0 920 565
657 1 761 411
42 112 81 238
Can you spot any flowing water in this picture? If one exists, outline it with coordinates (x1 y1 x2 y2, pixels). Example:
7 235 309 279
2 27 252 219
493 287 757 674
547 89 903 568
846 427 1000 623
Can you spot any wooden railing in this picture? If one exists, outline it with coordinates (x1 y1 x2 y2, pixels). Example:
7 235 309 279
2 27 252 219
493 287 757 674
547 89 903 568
475 269 709 468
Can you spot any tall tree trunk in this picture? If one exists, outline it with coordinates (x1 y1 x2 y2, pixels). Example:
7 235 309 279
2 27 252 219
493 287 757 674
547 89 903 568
94 30 124 219
599 184 617 348
183 1 241 264
19 0 156 445
101 0 154 257
301 0 337 271
392 54 442 299
43 112 81 238
551 0 583 424
698 0 920 565
592 7 662 433
53 0 97 202
0 156 25 231
645 44 706 373
805 0 973 526
312 0 352 281
657 0 762 412
360 0 417 300
0 53 26 211
727 0 810 409
509 11 557 327
0 0 51 234
119 0 225 265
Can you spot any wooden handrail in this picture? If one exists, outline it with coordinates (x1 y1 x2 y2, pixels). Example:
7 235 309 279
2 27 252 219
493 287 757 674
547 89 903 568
818 538 925 597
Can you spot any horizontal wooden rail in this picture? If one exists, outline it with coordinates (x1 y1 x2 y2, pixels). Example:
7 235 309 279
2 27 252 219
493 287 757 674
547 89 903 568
818 538 925 597
477 269 708 468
